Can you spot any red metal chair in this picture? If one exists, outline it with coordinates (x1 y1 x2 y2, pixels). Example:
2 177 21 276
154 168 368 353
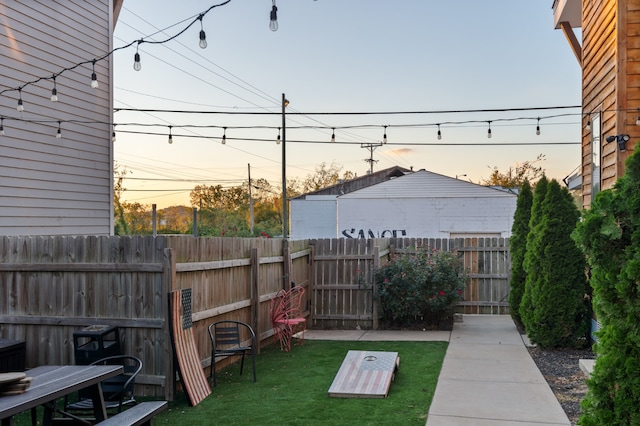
269 286 307 352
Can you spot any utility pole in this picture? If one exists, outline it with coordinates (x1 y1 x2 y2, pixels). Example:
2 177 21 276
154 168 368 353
361 143 383 174
281 93 289 238
248 163 254 235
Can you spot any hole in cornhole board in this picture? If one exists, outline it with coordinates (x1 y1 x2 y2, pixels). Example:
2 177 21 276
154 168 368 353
328 350 400 398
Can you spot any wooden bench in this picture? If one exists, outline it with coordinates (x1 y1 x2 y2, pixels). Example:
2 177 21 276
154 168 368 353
95 401 168 426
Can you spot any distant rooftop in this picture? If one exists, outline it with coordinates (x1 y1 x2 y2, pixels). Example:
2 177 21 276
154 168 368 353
292 166 411 199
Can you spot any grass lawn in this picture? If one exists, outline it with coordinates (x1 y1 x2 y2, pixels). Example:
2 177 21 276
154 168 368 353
156 340 447 426
10 340 447 426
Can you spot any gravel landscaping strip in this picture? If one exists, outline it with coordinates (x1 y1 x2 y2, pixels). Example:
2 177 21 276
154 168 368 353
527 346 595 425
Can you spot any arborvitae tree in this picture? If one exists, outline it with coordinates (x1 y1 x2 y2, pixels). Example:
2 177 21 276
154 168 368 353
509 180 533 324
520 176 548 333
574 144 640 425
525 180 589 347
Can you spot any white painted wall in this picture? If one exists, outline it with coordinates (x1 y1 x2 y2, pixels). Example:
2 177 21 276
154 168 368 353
0 1 113 235
290 195 336 239
337 197 516 239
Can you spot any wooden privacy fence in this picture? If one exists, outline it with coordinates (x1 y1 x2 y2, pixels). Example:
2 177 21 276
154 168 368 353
310 237 511 330
0 235 508 399
0 236 310 400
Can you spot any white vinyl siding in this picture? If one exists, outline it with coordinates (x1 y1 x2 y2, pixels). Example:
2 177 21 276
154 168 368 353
0 1 113 235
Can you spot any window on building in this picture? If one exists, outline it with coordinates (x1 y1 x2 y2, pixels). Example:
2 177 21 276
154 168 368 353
591 112 601 200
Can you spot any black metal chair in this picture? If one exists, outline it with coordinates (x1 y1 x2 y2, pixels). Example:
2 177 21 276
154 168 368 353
208 320 256 387
64 355 142 416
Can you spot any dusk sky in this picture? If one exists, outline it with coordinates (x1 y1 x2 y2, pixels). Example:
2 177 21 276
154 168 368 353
113 1 582 208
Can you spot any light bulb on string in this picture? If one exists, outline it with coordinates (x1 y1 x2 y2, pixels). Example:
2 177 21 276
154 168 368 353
383 125 388 144
635 109 640 126
222 127 227 144
134 42 142 71
437 124 442 140
0 118 4 136
17 88 24 112
90 60 99 88
331 128 335 143
585 116 591 131
487 121 492 139
168 126 173 144
270 0 278 31
276 127 281 144
536 117 541 136
112 125 116 143
198 15 207 49
51 76 58 102
56 121 62 139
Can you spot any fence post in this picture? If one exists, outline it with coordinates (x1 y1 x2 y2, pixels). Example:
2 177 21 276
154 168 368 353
162 247 176 402
250 247 260 354
282 239 291 290
308 244 315 326
372 245 380 330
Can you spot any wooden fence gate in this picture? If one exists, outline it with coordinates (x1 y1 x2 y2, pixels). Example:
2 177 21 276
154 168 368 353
310 237 511 330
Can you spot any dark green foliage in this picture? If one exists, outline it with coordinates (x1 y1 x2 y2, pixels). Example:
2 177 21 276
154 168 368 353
520 176 548 330
522 180 589 348
509 180 533 323
374 249 466 327
574 144 640 425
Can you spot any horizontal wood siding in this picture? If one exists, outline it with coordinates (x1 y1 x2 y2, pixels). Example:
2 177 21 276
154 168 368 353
0 1 112 235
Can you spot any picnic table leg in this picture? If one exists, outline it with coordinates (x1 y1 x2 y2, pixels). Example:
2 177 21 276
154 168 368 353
86 383 108 422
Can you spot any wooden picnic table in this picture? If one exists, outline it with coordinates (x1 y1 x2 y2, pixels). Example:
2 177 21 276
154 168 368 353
0 364 123 425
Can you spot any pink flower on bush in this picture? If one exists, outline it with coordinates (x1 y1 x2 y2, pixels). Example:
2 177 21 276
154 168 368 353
439 291 446 296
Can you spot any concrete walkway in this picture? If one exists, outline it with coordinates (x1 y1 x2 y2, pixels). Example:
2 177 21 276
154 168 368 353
305 314 570 426
426 315 570 425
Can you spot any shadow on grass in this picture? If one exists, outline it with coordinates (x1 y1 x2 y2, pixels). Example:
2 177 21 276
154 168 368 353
157 340 447 426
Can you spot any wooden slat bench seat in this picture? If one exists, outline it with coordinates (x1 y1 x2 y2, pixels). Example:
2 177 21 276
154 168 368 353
95 401 168 426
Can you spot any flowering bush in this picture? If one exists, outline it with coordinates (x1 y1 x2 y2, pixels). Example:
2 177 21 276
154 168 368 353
374 248 466 328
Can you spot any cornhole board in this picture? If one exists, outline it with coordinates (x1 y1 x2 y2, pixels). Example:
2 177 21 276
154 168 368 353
169 288 211 406
328 350 399 398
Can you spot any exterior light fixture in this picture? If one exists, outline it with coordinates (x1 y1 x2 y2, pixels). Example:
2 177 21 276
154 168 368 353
270 1 278 31
606 134 630 152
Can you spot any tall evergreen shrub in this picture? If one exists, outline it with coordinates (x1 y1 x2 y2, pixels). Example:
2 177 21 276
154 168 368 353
524 180 589 347
574 145 640 425
520 176 548 332
509 180 533 323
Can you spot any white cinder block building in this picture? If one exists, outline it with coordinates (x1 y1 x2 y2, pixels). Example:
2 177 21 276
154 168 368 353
290 169 517 239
